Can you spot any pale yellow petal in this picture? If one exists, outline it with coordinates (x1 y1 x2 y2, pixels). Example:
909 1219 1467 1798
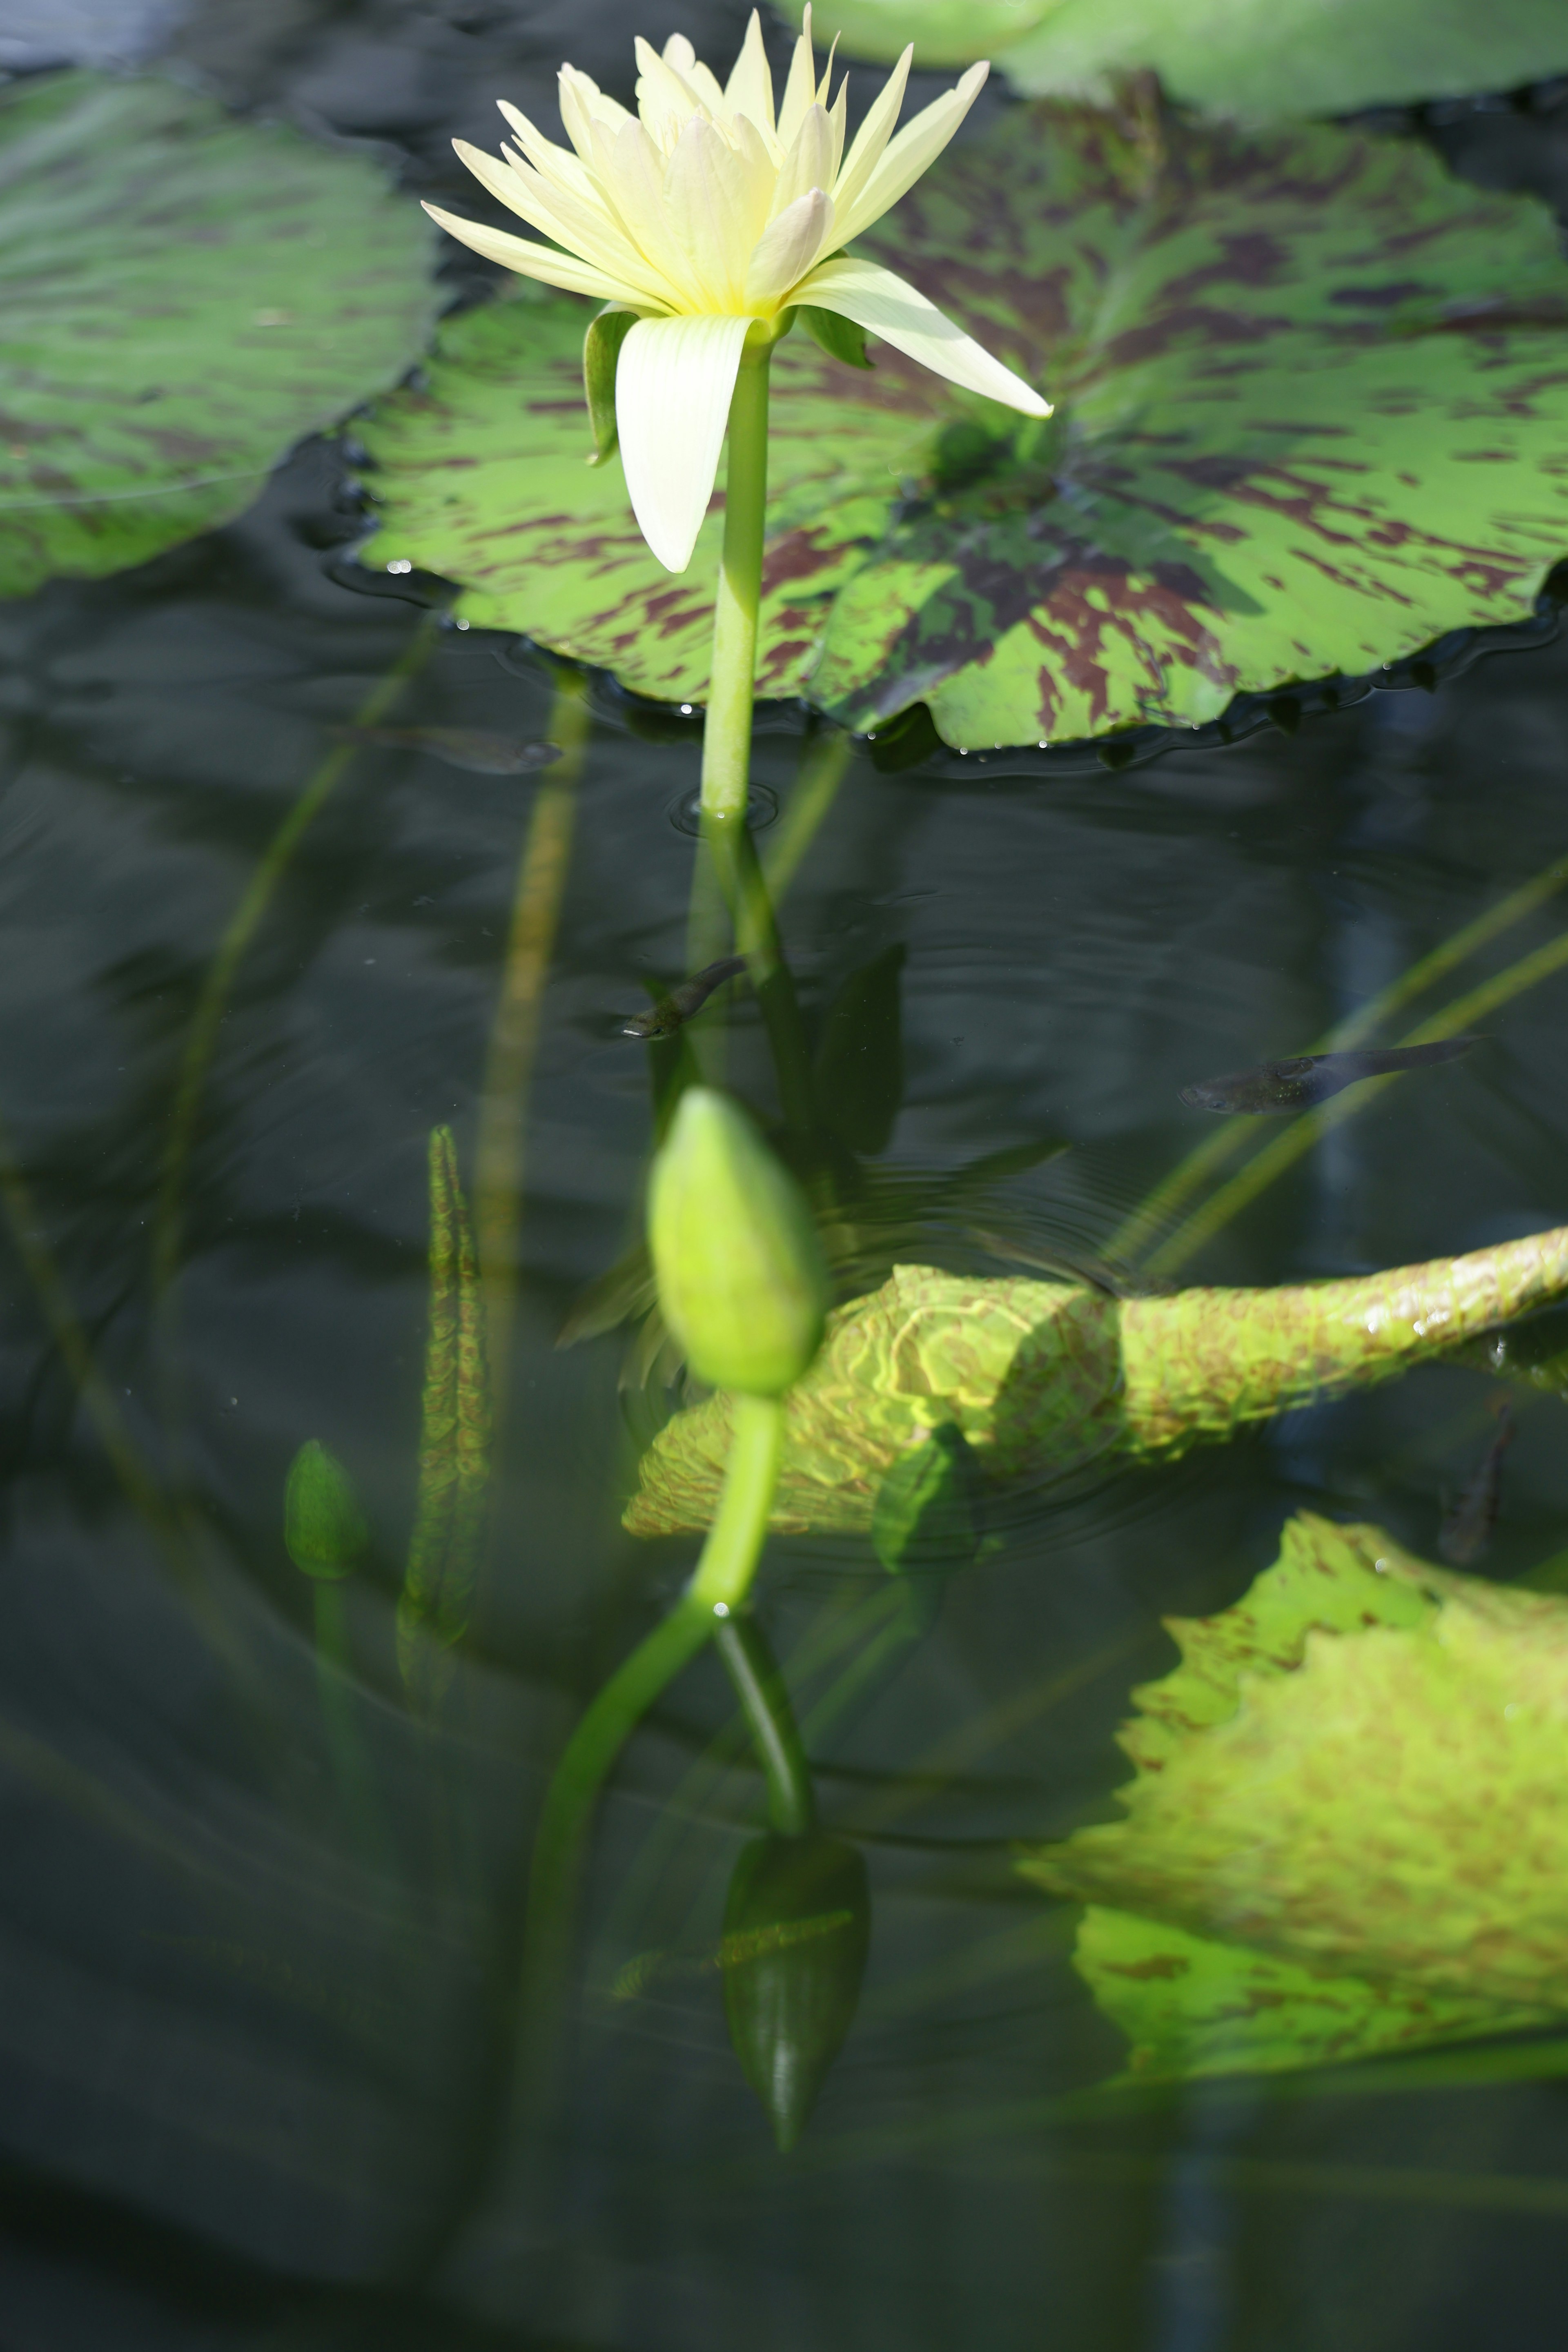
615 313 756 572
635 35 704 148
815 33 840 108
745 187 833 310
497 99 595 200
665 114 768 308
776 2 818 151
834 63 988 247
595 118 708 309
771 101 836 220
421 201 639 303
663 33 728 115
796 254 1049 414
557 65 633 171
723 9 776 142
454 138 672 303
829 43 911 223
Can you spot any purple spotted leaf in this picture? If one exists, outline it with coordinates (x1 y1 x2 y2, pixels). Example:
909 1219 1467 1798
358 104 1568 750
0 72 438 598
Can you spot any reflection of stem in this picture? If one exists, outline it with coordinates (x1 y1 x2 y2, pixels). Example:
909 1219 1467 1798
763 728 853 906
1113 847 1568 1267
713 1613 815 1837
152 611 442 1361
705 816 815 1139
0 1104 187 1579
1145 923 1568 1281
313 1582 393 1877
700 355 771 826
519 1390 784 2097
474 672 592 1437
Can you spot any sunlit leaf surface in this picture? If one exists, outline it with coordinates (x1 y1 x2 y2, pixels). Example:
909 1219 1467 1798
0 71 437 596
778 0 1568 116
1021 1515 1568 2076
360 104 1568 749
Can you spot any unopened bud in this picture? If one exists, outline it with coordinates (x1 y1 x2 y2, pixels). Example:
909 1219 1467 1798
284 1440 369 1580
722 1829 870 2152
648 1089 828 1396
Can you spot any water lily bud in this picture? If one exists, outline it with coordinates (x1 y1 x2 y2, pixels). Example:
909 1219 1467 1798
284 1440 369 1581
648 1089 827 1396
722 1829 871 2153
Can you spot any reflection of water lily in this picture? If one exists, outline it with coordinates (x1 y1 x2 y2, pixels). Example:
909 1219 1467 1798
425 7 1048 571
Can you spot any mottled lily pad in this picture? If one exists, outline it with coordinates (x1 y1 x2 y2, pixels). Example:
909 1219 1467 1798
1021 1514 1568 2078
0 71 438 597
784 0 1568 118
360 102 1568 749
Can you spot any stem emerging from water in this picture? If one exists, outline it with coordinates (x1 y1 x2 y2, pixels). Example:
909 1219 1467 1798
700 354 770 827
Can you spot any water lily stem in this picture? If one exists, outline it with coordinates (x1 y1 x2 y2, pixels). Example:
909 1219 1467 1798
519 1390 784 2090
713 1613 816 1837
700 354 771 827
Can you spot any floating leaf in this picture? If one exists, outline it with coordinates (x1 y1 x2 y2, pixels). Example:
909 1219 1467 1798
780 0 1568 116
871 1421 986 1574
358 105 1568 750
397 1127 491 1709
625 1225 1568 1537
1022 1513 1568 2074
0 71 436 597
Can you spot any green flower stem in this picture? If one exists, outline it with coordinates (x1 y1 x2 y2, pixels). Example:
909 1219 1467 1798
1114 846 1568 1266
700 352 771 826
1145 920 1568 1281
474 668 592 1437
704 813 817 1138
712 1612 816 1838
519 1390 784 2085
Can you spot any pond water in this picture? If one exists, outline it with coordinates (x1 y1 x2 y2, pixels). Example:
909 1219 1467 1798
7 6 1568 2348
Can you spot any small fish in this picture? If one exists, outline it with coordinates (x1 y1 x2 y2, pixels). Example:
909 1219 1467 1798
1180 1037 1477 1115
332 725 561 775
1439 1397 1514 1567
621 955 747 1040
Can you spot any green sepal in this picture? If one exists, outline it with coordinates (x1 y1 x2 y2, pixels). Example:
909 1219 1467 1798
284 1440 369 1581
583 305 638 467
797 305 874 371
871 1421 985 1575
722 1830 871 2152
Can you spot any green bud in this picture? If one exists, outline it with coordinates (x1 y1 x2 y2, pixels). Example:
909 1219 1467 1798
871 1421 985 1576
722 1829 871 2153
284 1440 369 1581
648 1089 828 1396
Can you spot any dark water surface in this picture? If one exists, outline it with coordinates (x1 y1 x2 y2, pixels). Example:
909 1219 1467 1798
6 7 1568 2349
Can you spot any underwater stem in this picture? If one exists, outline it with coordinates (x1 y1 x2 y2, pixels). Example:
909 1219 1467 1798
763 728 853 906
700 356 770 827
712 1613 816 1838
474 669 592 1432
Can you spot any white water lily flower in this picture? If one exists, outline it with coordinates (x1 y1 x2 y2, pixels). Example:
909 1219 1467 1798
424 9 1050 572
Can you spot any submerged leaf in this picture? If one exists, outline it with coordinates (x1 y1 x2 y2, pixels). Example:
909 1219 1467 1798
398 1127 491 1707
359 105 1568 749
0 72 437 597
1021 1514 1568 2075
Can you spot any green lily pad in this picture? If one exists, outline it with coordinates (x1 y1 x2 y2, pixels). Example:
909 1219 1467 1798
1021 1514 1568 2078
786 0 1568 118
359 102 1568 750
0 71 438 597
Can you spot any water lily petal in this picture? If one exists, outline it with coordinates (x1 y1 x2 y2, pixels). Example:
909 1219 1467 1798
777 4 820 152
724 11 777 147
596 118 708 310
666 114 771 308
829 44 911 224
497 99 595 200
557 65 633 171
771 101 837 221
797 254 1049 414
455 138 672 304
635 35 706 149
616 313 756 572
421 201 637 302
746 188 833 310
664 33 728 116
834 63 988 246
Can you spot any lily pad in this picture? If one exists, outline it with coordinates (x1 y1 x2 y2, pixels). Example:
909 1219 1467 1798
1020 1514 1568 2075
359 102 1568 750
784 0 1568 119
0 70 438 597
